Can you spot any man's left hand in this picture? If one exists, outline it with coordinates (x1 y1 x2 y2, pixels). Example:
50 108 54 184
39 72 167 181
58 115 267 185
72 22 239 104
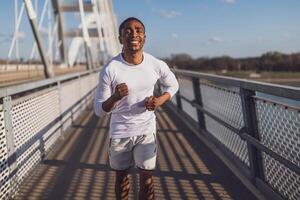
145 96 160 111
145 93 171 111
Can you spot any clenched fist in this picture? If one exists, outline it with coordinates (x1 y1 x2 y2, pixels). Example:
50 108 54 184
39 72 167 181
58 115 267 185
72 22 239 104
145 96 160 111
113 83 128 100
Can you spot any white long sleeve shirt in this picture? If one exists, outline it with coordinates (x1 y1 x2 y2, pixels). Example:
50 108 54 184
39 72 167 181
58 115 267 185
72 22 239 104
94 52 179 138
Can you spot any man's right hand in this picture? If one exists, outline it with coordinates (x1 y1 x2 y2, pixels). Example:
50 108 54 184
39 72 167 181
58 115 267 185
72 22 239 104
112 83 128 100
102 83 128 112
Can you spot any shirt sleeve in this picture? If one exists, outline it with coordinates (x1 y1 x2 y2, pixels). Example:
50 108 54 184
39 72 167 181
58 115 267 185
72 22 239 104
158 61 179 98
93 68 113 117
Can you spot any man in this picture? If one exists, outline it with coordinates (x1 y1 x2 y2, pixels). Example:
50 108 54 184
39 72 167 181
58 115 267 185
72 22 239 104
94 17 179 200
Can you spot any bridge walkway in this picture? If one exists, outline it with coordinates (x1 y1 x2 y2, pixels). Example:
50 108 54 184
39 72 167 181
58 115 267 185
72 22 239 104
14 106 257 200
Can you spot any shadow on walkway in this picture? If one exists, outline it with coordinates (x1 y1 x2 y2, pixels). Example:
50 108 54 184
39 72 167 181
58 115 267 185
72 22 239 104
15 107 256 200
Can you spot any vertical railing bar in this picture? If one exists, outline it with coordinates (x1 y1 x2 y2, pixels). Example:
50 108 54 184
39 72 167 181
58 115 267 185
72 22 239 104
76 75 82 123
57 80 64 139
240 88 265 183
174 73 182 111
3 96 18 197
175 90 182 111
192 77 206 131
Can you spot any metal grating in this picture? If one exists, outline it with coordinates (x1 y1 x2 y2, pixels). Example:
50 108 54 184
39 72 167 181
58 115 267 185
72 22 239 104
60 80 74 131
204 114 249 166
0 72 99 199
12 88 60 183
80 75 92 99
0 104 10 200
177 76 198 122
78 75 95 115
43 121 62 152
91 73 99 86
256 99 300 200
170 95 177 105
60 79 81 114
200 82 249 166
263 153 299 200
200 83 243 129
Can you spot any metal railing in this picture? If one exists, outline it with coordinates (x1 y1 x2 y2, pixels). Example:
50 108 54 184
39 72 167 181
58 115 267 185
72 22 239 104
0 67 298 199
0 68 100 199
169 69 300 200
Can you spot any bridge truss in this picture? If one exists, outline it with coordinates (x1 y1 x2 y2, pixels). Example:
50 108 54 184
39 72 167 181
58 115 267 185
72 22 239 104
2 0 120 77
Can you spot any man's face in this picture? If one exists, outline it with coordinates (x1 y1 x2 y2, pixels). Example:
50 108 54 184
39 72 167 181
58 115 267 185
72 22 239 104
119 20 146 53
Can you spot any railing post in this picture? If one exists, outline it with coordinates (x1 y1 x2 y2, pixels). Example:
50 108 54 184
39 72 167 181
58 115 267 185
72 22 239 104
192 77 206 130
75 75 82 123
57 81 65 138
78 75 84 113
3 96 18 190
173 70 182 111
154 80 162 97
175 89 182 111
240 88 264 183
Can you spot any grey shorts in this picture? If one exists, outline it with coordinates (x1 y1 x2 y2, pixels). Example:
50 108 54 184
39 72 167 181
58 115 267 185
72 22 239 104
109 133 157 171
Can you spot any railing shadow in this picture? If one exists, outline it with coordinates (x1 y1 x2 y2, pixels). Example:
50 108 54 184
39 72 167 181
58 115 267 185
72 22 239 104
14 107 257 200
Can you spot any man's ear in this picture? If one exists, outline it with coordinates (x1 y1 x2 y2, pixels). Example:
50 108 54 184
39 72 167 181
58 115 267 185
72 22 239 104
118 35 123 44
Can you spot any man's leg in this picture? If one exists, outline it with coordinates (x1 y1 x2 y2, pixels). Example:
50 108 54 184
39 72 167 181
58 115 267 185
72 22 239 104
109 137 134 200
115 169 130 200
139 169 154 200
133 133 157 200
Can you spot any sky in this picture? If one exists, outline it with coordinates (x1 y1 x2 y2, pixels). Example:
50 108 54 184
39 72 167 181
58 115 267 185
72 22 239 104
1 0 300 59
113 0 300 58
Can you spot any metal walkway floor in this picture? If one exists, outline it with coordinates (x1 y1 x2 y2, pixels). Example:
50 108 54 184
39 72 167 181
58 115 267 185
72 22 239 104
15 107 257 200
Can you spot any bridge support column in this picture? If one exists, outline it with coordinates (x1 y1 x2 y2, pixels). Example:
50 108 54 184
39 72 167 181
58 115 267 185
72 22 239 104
24 0 54 78
192 77 206 131
51 0 67 66
78 0 94 70
240 88 265 184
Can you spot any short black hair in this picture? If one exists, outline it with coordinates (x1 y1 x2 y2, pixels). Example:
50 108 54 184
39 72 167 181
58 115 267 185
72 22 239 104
118 17 145 36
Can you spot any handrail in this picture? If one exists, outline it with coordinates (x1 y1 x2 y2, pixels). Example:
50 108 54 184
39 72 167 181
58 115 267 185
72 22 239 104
240 134 300 174
171 69 299 200
0 68 101 98
179 94 300 175
253 95 300 110
180 95 241 134
0 68 100 199
172 69 300 101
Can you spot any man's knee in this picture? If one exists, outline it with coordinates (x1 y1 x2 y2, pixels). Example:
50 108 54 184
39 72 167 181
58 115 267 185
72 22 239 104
116 169 130 178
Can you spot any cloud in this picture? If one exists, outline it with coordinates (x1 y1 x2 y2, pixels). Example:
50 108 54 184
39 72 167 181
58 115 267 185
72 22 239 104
171 33 178 39
0 32 26 39
74 13 81 17
257 36 263 42
209 37 223 43
223 0 236 4
39 27 49 35
152 8 182 19
282 32 290 39
16 31 26 39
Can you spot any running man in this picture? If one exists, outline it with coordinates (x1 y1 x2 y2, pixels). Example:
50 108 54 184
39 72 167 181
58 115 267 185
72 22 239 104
94 17 179 200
